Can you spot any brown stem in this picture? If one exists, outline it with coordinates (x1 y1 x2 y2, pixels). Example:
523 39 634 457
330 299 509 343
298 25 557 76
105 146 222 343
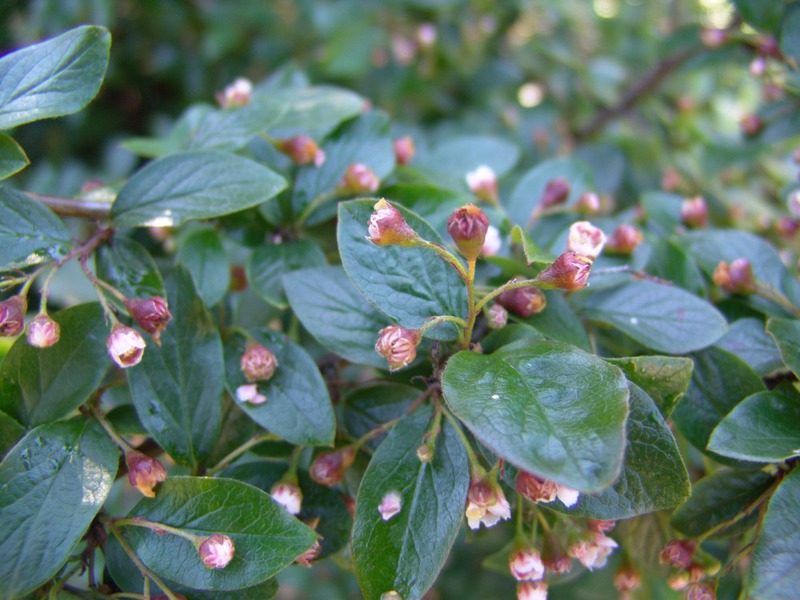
25 192 112 220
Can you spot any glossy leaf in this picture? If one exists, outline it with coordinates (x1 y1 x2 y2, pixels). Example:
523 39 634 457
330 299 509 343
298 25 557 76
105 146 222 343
605 355 693 417
423 135 520 178
0 303 109 427
0 410 24 458
516 290 592 351
117 477 317 590
223 328 335 446
0 186 71 268
766 318 800 378
264 85 365 140
0 26 110 129
127 267 223 469
733 0 784 33
342 384 419 449
0 418 118 599
353 406 469 600
248 241 327 309
781 3 800 62
95 235 165 299
582 279 728 354
176 228 230 307
717 318 783 377
184 99 287 151
481 323 546 353
111 151 286 227
562 383 689 520
672 348 766 458
708 390 800 463
338 199 468 341
750 468 800 600
0 132 28 180
441 340 629 492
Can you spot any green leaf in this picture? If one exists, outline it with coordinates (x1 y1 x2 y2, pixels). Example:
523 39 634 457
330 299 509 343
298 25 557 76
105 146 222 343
342 384 419 449
95 235 165 299
766 318 800 378
0 417 118 599
781 3 800 62
441 340 629 492
0 410 24 458
582 280 728 354
671 468 775 537
708 390 800 463
264 85 365 140
111 151 286 228
284 266 392 369
338 199 468 341
185 99 287 152
223 328 335 446
605 356 693 417
353 406 469 600
717 318 784 377
640 191 683 236
0 132 29 180
0 26 110 130
672 348 767 458
128 267 223 469
561 383 689 520
248 241 326 309
176 228 230 307
750 468 800 599
422 135 520 179
645 237 706 296
481 323 546 354
0 186 71 269
117 477 317 591
516 290 592 351
0 303 109 427
510 225 553 267
732 0 784 33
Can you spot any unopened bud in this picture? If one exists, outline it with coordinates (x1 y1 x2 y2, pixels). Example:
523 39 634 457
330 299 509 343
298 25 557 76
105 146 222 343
276 135 326 166
123 297 171 346
775 217 800 238
668 571 691 591
535 252 593 291
466 165 498 204
756 36 783 60
310 447 356 486
198 534 235 569
240 342 278 382
542 554 572 574
339 163 380 195
662 167 683 192
605 224 643 255
712 259 754 294
375 325 420 371
575 192 601 215
509 548 545 581
486 304 508 329
367 199 420 247
393 136 415 166
107 325 146 368
26 313 60 348
271 481 303 515
496 281 547 318
659 539 697 569
215 77 252 108
740 113 764 137
126 451 167 498
787 190 800 217
681 196 708 228
567 221 606 260
515 471 557 503
378 490 403 521
295 539 321 567
0 295 26 337
686 583 716 600
481 225 501 256
447 204 490 260
517 580 548 600
235 383 267 405
416 441 434 462
540 178 570 209
614 566 641 593
417 22 438 48
750 56 767 77
700 28 728 49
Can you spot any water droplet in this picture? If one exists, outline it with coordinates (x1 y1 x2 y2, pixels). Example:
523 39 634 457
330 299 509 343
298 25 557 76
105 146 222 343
490 394 500 400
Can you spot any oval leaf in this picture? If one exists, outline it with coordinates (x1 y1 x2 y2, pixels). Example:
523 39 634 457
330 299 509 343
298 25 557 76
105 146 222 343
441 340 629 492
766 317 800 378
249 241 327 309
0 132 29 180
176 228 230 307
96 235 166 299
605 356 693 418
0 187 71 268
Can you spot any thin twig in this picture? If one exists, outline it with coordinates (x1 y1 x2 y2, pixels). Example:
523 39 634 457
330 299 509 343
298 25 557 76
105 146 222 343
25 192 112 220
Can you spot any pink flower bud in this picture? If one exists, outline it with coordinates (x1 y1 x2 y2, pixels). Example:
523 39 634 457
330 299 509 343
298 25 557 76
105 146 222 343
509 548 545 581
614 566 641 593
775 217 799 238
378 490 403 521
240 342 278 382
393 136 415 166
686 583 716 600
235 383 267 405
659 539 697 569
740 113 764 137
107 325 146 368
339 163 380 195
276 135 326 167
749 57 766 76
496 282 547 318
568 532 618 570
681 196 708 228
756 36 783 60
700 28 728 49
295 539 321 567
517 580 548 600
574 192 601 215
542 554 571 574
417 22 438 48
535 252 593 291
271 481 303 515
123 297 171 346
662 168 683 192
126 451 167 498
0 295 26 337
481 225 502 256
515 471 557 503
668 572 691 591
466 165 498 204
310 447 356 486
567 221 606 260
605 224 643 255
712 259 755 294
367 199 420 247
198 534 235 569
26 313 60 348
540 178 570 209
486 304 508 329
375 325 420 371
215 77 252 108
465 476 511 530
447 204 490 260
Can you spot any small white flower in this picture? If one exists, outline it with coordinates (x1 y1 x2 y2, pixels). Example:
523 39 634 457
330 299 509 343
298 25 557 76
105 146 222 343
271 482 303 515
510 548 545 581
556 484 580 507
379 491 403 521
236 383 267 405
106 325 146 368
567 221 606 260
481 225 502 256
198 534 235 569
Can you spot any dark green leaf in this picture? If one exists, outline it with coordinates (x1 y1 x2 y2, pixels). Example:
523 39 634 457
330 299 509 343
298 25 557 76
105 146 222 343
96 235 165 299
605 355 693 417
342 384 419 449
481 323 546 354
203 394 260 468
442 340 629 492
0 132 29 180
0 26 110 129
379 184 472 237
128 267 223 469
717 318 783 377
264 85 365 140
223 328 335 446
111 151 286 228
766 318 800 378
516 290 592 351
645 237 706 296
510 225 553 267
0 418 118 599
562 383 689 519
117 477 316 590
672 348 767 458
732 0 784 33
750 467 800 599
671 468 775 537
248 241 326 309
284 266 392 369
353 406 469 600
0 410 24 458
708 390 800 463
582 280 728 354
0 303 109 427
0 186 71 268
781 3 800 62
640 191 683 236
338 199 468 341
423 135 520 179
176 228 230 307
185 99 286 151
